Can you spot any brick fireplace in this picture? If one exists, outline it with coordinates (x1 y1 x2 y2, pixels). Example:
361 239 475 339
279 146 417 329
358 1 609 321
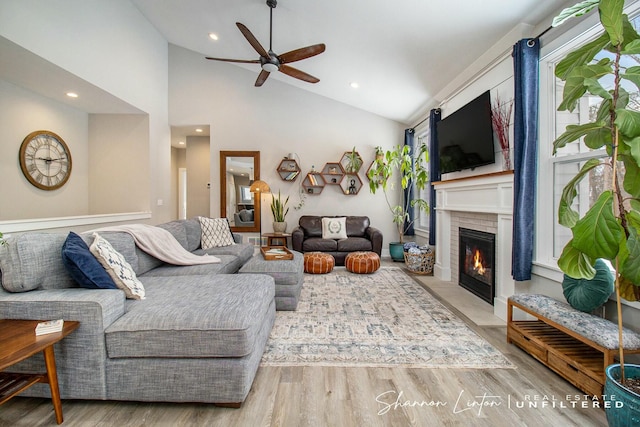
433 172 515 321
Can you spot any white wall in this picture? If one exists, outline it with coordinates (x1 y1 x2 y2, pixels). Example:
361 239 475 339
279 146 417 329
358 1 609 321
88 114 150 214
168 44 405 243
0 0 171 224
0 80 89 219
185 136 211 218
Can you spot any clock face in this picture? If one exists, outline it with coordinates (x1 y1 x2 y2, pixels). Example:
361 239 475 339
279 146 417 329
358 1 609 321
19 130 72 191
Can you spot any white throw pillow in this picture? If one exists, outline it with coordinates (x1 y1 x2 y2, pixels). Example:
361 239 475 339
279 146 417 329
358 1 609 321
199 217 236 249
322 217 348 240
89 233 145 300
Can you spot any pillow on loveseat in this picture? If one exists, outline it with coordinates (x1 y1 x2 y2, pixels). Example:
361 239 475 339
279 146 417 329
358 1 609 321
62 232 117 289
199 217 235 248
90 233 145 300
322 217 347 239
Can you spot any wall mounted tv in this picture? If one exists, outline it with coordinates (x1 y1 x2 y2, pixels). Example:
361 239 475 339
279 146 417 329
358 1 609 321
436 90 495 174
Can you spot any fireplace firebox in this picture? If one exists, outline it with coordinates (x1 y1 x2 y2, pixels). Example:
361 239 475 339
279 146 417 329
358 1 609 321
459 228 495 305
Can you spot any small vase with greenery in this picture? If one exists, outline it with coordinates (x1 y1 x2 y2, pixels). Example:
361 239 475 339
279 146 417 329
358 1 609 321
0 232 6 246
367 144 429 260
552 0 640 404
270 190 289 233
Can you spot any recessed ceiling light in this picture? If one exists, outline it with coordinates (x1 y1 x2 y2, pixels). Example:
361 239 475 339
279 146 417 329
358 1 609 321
178 141 185 145
195 128 203 133
66 92 78 98
350 82 359 89
208 33 219 41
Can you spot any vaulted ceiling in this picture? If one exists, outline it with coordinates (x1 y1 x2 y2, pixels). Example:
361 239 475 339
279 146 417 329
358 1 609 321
133 0 572 124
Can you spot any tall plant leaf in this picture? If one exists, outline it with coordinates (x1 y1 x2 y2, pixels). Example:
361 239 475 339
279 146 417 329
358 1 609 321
557 240 596 279
599 0 625 46
621 226 640 284
558 158 601 227
571 190 623 260
555 32 609 79
554 123 607 154
552 0 600 28
622 154 640 198
615 109 640 138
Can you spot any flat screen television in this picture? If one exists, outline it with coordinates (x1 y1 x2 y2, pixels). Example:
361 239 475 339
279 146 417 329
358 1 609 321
436 90 495 174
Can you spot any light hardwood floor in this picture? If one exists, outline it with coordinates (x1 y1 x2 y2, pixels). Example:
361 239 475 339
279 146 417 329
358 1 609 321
0 262 608 427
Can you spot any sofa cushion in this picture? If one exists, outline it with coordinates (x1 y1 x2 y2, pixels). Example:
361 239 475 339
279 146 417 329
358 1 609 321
141 255 243 276
194 242 254 265
322 217 347 239
104 274 275 358
90 233 145 300
183 218 202 251
346 216 370 237
337 237 373 252
0 233 77 292
199 217 236 248
303 237 338 252
61 232 117 289
157 221 189 250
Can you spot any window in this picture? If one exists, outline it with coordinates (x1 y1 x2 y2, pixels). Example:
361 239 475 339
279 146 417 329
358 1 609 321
413 128 430 233
536 5 640 275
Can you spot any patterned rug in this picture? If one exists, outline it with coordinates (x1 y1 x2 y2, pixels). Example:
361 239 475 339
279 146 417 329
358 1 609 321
260 267 514 368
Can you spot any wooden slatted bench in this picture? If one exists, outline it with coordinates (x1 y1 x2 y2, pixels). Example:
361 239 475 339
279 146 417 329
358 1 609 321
507 294 640 396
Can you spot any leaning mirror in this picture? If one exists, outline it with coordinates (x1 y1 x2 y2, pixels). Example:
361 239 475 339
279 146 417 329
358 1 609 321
220 151 261 233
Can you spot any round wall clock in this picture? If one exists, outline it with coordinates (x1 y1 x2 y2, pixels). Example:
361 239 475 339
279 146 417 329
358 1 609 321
19 130 72 191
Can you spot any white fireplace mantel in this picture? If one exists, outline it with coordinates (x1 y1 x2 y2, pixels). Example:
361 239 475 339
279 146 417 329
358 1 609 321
433 171 514 320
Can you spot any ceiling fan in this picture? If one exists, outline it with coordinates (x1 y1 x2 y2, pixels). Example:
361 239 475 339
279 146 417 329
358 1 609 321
205 0 325 87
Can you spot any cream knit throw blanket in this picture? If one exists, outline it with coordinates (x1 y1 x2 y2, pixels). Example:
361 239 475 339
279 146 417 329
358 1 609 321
92 224 220 265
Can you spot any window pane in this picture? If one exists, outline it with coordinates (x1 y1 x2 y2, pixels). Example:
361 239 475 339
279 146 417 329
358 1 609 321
414 132 430 230
553 159 609 257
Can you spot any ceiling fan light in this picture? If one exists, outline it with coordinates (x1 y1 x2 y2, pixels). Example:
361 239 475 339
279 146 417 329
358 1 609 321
262 63 279 73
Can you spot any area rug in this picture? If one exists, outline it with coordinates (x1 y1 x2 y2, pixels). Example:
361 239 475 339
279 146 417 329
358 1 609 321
260 267 515 368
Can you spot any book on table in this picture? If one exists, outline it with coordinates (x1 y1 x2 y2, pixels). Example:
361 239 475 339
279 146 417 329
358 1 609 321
35 319 64 336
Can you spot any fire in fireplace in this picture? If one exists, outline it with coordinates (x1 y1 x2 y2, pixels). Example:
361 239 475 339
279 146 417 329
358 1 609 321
459 228 495 305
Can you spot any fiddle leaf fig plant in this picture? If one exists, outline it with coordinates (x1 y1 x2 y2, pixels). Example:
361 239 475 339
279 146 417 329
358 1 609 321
367 143 429 244
553 0 640 383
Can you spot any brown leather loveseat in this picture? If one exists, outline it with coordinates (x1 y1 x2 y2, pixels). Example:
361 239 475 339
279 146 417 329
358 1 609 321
291 215 383 265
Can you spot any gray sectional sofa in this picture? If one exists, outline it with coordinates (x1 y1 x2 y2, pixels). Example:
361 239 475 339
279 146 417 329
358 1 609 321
0 218 279 406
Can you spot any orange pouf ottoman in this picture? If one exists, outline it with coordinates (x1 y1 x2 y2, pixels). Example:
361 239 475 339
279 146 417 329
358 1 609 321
304 252 335 274
345 251 380 274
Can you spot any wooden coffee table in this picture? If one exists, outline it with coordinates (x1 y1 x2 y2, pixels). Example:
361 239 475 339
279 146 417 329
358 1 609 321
0 319 80 424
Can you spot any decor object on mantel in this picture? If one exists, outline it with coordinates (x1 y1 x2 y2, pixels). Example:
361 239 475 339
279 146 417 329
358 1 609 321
367 144 429 261
270 190 289 233
491 94 513 171
205 0 325 87
551 0 640 420
0 232 6 246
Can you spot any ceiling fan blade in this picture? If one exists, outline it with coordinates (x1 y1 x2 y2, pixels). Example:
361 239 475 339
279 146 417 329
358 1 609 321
205 57 260 64
236 22 269 58
255 70 270 87
279 65 320 84
279 44 326 64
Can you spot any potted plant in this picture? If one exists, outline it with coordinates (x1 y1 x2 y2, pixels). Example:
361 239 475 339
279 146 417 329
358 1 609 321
552 0 640 423
344 147 363 173
367 143 429 261
0 232 6 246
270 190 289 233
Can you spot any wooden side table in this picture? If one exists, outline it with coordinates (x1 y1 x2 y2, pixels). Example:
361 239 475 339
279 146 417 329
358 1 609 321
263 232 291 248
0 319 80 424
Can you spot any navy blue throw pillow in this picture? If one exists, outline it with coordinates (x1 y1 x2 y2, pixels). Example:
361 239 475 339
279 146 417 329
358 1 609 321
61 232 117 289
